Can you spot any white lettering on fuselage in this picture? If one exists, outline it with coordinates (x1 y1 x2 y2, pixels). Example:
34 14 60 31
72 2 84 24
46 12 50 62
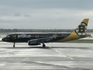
17 34 31 38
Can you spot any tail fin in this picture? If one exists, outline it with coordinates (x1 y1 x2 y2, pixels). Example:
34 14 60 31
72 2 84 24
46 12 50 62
74 18 89 38
58 18 90 42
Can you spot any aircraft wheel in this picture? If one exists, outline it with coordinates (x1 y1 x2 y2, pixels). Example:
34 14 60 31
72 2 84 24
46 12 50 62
42 43 46 48
13 45 15 48
13 42 15 48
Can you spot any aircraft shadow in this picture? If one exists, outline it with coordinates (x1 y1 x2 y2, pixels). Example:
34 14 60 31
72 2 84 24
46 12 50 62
0 46 90 49
1 47 50 49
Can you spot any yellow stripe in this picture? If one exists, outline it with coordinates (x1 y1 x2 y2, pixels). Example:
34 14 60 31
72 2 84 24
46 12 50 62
58 18 89 42
82 18 89 25
58 31 79 42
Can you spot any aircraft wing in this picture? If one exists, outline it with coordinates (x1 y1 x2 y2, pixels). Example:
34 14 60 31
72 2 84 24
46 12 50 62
28 37 54 45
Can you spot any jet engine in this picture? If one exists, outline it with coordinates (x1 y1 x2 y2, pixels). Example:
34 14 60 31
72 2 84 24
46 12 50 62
28 39 41 45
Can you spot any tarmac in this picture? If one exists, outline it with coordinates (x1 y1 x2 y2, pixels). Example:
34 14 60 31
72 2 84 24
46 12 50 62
0 42 93 70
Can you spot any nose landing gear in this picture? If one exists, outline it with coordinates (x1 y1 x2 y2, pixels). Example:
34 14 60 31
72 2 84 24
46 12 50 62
13 42 15 48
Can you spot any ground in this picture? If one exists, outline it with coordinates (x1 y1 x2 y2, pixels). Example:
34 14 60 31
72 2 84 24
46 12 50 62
0 42 93 70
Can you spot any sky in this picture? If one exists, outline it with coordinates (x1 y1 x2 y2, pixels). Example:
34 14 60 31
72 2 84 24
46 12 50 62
0 0 93 29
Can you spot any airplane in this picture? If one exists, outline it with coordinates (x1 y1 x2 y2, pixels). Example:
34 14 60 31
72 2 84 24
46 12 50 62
2 18 91 48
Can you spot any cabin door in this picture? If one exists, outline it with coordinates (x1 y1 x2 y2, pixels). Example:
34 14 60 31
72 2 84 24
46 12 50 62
12 34 16 41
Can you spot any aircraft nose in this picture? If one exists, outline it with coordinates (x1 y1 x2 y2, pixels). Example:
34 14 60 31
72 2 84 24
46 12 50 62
2 38 6 41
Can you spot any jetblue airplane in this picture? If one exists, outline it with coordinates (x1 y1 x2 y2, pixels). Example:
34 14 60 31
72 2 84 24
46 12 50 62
2 18 91 48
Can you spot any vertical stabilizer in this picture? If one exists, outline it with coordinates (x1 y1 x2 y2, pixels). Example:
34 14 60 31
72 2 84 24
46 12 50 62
59 18 90 42
74 18 89 38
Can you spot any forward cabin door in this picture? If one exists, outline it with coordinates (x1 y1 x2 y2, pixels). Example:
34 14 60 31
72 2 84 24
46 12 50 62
12 34 17 42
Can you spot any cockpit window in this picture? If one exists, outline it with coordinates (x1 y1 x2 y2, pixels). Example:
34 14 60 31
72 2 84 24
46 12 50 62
7 35 11 38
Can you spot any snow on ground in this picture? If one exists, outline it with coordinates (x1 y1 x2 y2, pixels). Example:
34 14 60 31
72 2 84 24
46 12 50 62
0 38 2 41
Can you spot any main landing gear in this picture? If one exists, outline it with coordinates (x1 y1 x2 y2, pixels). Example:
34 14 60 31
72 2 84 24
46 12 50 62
13 42 46 48
42 43 46 48
13 42 15 48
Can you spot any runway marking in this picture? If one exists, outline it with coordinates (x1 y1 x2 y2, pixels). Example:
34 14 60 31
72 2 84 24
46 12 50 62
16 59 72 68
47 46 74 60
33 61 72 69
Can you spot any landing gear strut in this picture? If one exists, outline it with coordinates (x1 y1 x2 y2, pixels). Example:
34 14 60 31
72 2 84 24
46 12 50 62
13 42 15 48
42 43 46 48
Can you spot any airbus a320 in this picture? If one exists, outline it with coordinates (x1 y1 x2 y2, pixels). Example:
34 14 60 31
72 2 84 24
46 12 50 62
2 18 91 48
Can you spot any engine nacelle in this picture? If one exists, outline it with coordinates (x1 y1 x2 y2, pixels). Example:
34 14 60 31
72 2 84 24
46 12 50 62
28 39 41 45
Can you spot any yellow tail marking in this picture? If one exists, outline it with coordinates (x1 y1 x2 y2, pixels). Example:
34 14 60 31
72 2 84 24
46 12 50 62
58 31 79 42
82 18 89 25
58 18 89 42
